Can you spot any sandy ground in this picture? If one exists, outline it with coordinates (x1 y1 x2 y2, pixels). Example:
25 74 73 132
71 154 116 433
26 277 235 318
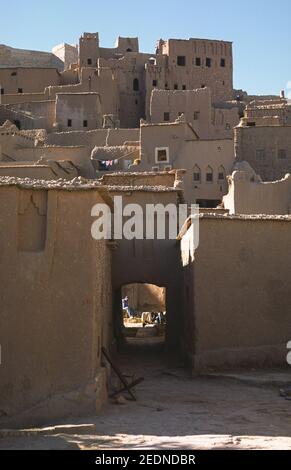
1 340 291 450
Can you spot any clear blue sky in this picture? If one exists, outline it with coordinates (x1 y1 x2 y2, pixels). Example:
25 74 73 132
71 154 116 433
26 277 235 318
1 0 290 95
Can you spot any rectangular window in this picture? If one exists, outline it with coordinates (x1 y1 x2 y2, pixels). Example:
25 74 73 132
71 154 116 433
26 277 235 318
152 79 157 87
67 119 72 127
206 173 213 182
0 88 4 95
193 172 200 182
218 172 224 180
206 58 212 67
195 57 201 66
18 88 23 94
83 120 88 128
174 84 178 90
177 56 186 66
164 112 170 122
278 149 287 159
182 85 186 90
87 58 92 65
155 147 169 163
256 149 265 161
221 58 226 67
194 111 200 120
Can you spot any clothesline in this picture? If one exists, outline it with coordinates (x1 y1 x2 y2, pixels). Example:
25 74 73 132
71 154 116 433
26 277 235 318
99 160 116 168
97 148 140 166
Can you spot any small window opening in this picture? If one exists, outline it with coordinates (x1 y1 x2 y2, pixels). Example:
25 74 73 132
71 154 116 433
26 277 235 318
206 166 213 183
206 58 212 67
193 165 201 183
156 148 169 163
256 149 265 161
177 56 186 66
133 78 139 91
278 149 287 159
218 166 225 181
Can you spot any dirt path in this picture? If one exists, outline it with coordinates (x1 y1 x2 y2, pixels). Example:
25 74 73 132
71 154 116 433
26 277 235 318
1 342 291 450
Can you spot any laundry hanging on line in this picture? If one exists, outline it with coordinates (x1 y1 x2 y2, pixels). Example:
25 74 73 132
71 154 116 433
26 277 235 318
99 160 118 167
